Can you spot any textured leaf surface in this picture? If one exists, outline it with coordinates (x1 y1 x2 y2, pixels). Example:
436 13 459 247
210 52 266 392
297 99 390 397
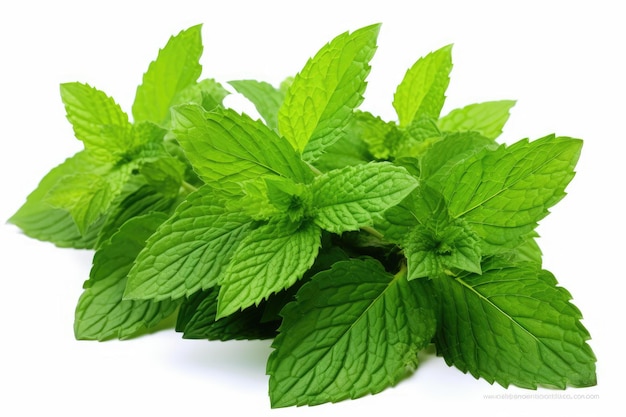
9 151 110 248
176 287 280 340
75 213 179 340
268 258 436 407
312 162 418 234
60 82 132 152
125 186 255 301
171 105 313 193
393 44 453 125
433 262 596 388
428 135 582 250
217 218 321 318
278 24 379 161
438 100 516 139
132 25 203 124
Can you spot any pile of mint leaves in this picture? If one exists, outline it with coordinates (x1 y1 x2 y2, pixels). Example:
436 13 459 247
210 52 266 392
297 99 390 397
9 23 596 407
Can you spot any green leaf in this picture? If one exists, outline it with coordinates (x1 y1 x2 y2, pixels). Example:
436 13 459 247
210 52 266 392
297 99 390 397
216 218 321 319
393 44 453 126
355 111 401 160
428 135 582 251
176 287 280 340
74 213 179 340
95 185 178 247
171 105 313 194
125 186 255 301
9 151 111 248
229 79 285 130
43 173 114 235
132 24 203 124
172 78 229 112
432 263 596 388
278 24 380 161
268 258 436 407
60 82 132 153
312 162 418 234
438 100 516 139
420 131 497 179
381 186 481 279
313 116 374 172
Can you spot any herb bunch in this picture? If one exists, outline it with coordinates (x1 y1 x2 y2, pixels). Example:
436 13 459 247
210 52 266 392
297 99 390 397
9 23 596 407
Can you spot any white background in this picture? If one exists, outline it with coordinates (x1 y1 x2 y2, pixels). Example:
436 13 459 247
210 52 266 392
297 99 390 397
0 1 622 415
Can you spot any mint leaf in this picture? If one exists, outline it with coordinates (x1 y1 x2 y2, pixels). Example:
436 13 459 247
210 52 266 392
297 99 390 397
171 105 313 194
278 24 380 161
172 78 230 113
438 100 516 139
381 186 481 279
312 162 418 234
75 213 179 340
393 44 453 126
132 24 203 124
428 135 582 251
176 287 280 340
217 218 321 319
268 258 436 407
43 173 115 235
60 82 132 153
419 131 497 179
9 151 110 248
229 79 284 130
125 186 255 301
433 262 596 388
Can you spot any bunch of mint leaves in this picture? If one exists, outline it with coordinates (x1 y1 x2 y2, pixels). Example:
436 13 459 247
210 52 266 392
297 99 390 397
9 23 596 407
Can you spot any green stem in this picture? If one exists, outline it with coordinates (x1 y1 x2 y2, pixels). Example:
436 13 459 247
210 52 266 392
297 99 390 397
181 180 198 194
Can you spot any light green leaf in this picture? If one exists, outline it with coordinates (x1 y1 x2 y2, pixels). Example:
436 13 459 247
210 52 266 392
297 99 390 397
125 186 255 301
60 82 132 152
75 213 179 340
278 24 380 161
428 135 582 251
172 78 229 112
44 173 115 235
312 162 418 234
217 218 321 319
433 263 596 388
355 111 401 160
229 79 285 130
9 151 111 248
268 258 436 407
171 105 313 194
132 25 203 124
420 131 497 179
393 44 453 126
438 100 516 139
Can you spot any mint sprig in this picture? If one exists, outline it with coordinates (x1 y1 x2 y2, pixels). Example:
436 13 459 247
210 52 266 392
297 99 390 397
9 23 596 408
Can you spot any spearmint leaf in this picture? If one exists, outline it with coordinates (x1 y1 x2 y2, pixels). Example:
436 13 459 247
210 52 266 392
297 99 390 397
9 151 110 248
229 79 285 130
433 263 596 388
278 24 379 161
356 111 401 160
43 173 114 235
75 213 179 340
125 186 255 301
95 185 178 247
132 24 203 124
420 131 497 179
216 218 321 319
312 162 418 234
60 82 132 152
267 258 437 407
428 135 582 251
381 186 481 279
393 44 453 126
438 100 516 139
171 105 313 194
176 287 280 340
